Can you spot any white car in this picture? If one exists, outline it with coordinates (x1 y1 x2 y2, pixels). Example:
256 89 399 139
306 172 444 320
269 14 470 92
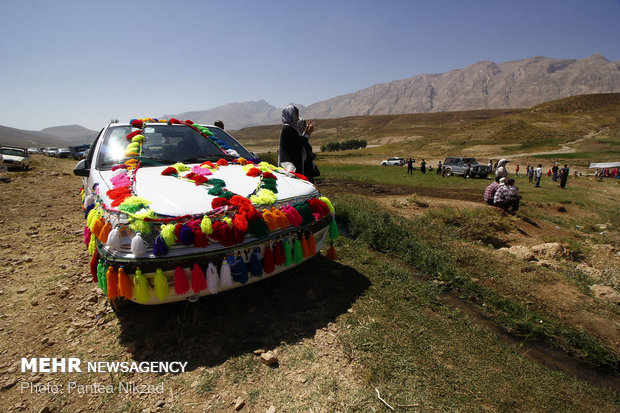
74 119 337 307
381 157 405 166
0 147 30 170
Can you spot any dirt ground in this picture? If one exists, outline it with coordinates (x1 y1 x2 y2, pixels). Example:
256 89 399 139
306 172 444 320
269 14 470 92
0 157 618 412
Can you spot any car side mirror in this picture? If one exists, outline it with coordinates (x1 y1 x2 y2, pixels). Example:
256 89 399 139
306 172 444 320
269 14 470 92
73 159 90 177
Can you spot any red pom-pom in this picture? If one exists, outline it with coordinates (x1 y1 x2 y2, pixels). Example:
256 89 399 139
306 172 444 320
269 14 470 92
169 118 182 124
161 167 178 176
130 119 144 129
217 159 228 166
211 197 229 209
201 161 216 169
184 119 194 125
191 175 209 185
263 172 277 180
292 172 308 181
126 130 142 141
246 168 262 177
194 229 208 247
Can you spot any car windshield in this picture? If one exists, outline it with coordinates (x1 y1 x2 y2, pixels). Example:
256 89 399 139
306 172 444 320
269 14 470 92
96 124 253 169
462 158 476 164
0 148 26 156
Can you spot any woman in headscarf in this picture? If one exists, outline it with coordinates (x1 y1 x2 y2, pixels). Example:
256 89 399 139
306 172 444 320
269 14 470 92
278 105 315 178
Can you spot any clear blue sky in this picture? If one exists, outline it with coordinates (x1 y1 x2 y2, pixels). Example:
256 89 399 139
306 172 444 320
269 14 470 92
1 0 619 131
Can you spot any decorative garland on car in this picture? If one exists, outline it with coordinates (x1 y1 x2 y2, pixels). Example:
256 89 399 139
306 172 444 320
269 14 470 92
81 118 339 304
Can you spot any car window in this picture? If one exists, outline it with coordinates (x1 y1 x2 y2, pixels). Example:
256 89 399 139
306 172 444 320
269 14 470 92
208 128 253 159
462 158 476 164
0 148 26 156
96 124 237 169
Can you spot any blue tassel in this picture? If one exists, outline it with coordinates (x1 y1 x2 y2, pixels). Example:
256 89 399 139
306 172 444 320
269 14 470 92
249 248 263 277
153 234 168 256
179 224 194 246
84 203 94 219
234 253 249 284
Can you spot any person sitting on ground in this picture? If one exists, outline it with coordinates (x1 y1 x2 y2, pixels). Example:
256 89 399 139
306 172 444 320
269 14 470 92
484 176 501 205
214 120 224 129
505 178 521 211
494 178 520 212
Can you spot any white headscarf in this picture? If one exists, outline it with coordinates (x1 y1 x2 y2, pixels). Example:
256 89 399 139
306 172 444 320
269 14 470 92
281 105 300 132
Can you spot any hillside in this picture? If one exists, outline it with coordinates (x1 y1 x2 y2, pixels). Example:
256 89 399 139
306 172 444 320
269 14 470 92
0 124 97 148
162 54 620 130
233 93 620 163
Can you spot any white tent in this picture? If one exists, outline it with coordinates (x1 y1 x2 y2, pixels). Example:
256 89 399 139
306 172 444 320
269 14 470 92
588 162 620 169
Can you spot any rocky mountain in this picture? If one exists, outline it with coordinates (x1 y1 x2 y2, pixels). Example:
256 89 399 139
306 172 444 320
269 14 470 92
303 54 620 118
168 100 305 131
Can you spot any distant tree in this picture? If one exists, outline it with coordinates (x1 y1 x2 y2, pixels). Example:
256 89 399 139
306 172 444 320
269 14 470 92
321 139 367 152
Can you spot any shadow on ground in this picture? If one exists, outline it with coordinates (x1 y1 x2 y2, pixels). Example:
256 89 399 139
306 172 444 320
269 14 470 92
115 256 369 370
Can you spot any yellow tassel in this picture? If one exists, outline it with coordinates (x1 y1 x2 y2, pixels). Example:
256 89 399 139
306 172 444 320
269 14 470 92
153 268 170 300
117 267 133 299
319 197 335 214
201 215 213 235
133 269 150 303
88 234 96 255
86 207 99 229
223 217 233 227
160 223 176 246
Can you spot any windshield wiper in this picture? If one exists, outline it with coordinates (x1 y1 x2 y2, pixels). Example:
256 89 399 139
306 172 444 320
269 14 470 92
181 154 235 163
136 156 177 165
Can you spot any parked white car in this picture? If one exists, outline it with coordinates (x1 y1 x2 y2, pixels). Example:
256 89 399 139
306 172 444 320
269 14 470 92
381 157 405 166
74 120 337 307
0 147 30 170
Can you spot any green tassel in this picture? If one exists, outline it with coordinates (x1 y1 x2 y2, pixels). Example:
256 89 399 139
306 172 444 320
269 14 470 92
153 268 170 301
283 239 293 266
97 259 106 292
248 217 269 237
293 238 303 263
329 219 339 240
133 269 150 303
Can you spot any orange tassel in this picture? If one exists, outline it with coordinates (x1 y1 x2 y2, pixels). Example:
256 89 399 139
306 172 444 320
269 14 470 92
117 267 133 299
99 222 112 243
262 210 279 232
92 217 105 240
106 266 119 300
326 243 339 260
301 235 310 257
307 232 317 256
273 208 290 229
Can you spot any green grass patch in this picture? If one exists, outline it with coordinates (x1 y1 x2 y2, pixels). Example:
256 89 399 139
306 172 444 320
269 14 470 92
334 194 619 371
335 239 619 411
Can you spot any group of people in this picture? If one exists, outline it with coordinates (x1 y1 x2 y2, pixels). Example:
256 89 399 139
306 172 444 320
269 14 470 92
484 176 521 212
594 167 619 179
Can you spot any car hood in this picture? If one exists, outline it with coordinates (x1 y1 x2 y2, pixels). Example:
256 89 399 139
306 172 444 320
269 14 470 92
96 164 318 216
2 154 26 162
